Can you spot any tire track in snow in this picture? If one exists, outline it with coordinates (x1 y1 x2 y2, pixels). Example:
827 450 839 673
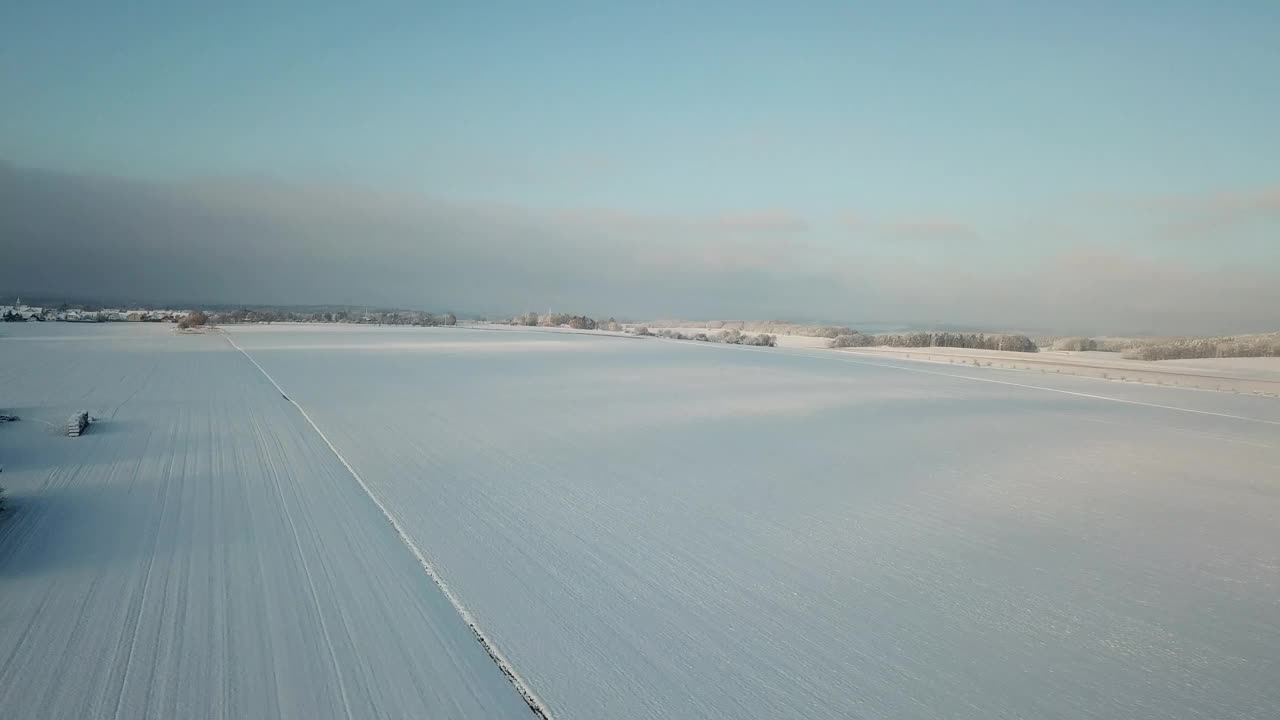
224 335 554 720
253 411 356 720
110 411 179 720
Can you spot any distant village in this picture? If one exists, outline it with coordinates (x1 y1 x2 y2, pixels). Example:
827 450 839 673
0 298 461 327
1 297 191 323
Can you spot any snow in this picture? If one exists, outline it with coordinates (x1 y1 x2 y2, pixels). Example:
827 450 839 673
4 321 1277 719
0 323 530 718
839 346 1280 396
224 324 1280 720
1154 356 1280 381
647 326 833 349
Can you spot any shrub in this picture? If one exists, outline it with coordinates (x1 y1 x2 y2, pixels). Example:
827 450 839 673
178 309 209 330
872 331 1037 353
1121 334 1280 360
830 333 874 348
1051 337 1097 351
636 320 850 338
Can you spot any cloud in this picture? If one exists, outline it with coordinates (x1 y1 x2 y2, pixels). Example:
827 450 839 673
2 161 1277 335
0 162 822 315
1158 186 1280 240
545 207 809 235
1143 187 1280 216
881 219 979 242
712 210 810 233
841 212 980 244
837 212 865 231
1082 185 1280 242
853 248 1280 335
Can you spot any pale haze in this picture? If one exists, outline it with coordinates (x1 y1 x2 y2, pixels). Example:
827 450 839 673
2 2 1278 333
4 7 1280 717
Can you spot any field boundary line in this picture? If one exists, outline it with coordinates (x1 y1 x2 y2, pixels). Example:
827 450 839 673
664 338 1280 426
225 334 555 720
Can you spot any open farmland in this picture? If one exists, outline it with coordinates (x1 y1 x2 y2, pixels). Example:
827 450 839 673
2 323 1279 720
226 324 1280 720
0 323 530 719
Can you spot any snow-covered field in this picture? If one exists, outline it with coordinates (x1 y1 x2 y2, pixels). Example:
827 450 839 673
220 324 1279 720
645 326 833 349
0 323 530 718
3 322 1278 719
838 345 1280 396
1155 356 1280 381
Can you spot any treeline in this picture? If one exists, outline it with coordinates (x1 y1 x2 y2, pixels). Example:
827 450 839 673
644 320 851 338
644 328 777 347
1035 333 1280 360
831 331 1038 353
212 308 458 326
508 312 623 331
1039 336 1130 352
502 314 778 346
1120 333 1280 361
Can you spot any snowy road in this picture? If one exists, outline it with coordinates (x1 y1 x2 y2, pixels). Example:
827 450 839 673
228 324 1280 720
0 324 531 719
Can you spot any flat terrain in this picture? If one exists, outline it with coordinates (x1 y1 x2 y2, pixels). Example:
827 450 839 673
644 326 833 349
1156 355 1280 381
223 324 1280 720
838 345 1280 396
0 324 530 719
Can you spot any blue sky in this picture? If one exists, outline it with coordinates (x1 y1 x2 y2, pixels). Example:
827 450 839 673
2 2 1278 331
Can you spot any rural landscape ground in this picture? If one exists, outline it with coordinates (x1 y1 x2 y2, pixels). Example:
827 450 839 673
2 323 1278 719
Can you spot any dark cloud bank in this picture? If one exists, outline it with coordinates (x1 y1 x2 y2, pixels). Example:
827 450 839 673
2 162 1276 335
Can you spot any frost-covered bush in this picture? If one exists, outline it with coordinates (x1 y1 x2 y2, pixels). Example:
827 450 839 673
684 330 776 346
874 332 933 348
1121 333 1280 360
177 310 209 330
1051 337 1097 351
1094 338 1139 353
830 333 874 348
873 332 1038 353
639 320 849 337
